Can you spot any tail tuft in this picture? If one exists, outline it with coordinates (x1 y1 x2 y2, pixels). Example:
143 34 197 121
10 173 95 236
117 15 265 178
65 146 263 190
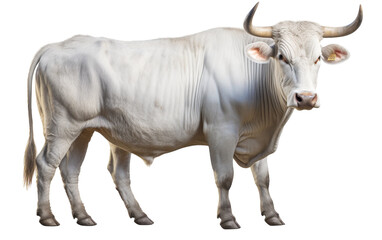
24 136 36 188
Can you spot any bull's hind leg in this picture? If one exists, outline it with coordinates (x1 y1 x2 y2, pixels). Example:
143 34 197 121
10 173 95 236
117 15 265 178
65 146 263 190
36 132 81 226
251 158 284 226
59 129 96 226
107 144 153 225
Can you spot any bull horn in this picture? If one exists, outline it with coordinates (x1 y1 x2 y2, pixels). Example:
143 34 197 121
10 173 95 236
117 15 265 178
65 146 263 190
322 5 363 38
243 2 273 38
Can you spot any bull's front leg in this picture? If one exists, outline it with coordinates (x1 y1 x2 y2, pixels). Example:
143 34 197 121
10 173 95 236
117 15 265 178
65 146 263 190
206 127 240 229
251 158 284 226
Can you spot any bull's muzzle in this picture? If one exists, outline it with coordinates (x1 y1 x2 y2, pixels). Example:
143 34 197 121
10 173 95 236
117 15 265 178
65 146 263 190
294 92 318 110
287 91 319 110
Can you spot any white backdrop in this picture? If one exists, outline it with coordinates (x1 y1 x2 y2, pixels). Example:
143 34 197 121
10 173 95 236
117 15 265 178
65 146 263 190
1 0 381 239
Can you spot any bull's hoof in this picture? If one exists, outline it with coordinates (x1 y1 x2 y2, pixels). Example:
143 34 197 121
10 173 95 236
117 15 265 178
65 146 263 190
220 219 241 229
134 215 154 225
77 217 97 226
39 217 60 226
265 215 285 226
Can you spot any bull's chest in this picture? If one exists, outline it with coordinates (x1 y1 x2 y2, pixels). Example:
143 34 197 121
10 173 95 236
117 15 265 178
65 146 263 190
234 127 278 167
233 109 293 168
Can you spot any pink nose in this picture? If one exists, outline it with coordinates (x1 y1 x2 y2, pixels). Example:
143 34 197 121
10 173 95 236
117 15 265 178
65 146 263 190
295 92 318 110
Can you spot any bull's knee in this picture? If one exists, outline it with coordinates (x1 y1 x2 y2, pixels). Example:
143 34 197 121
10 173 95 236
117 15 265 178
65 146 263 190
215 171 233 190
36 152 57 180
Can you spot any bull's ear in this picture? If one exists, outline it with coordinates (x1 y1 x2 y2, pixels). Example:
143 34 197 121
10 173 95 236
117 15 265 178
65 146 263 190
246 42 274 63
322 44 350 64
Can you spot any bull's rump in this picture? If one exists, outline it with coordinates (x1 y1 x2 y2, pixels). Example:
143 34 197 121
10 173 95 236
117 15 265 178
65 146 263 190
36 35 206 157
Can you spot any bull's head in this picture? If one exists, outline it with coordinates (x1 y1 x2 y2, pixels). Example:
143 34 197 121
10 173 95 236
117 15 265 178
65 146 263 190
244 2 362 110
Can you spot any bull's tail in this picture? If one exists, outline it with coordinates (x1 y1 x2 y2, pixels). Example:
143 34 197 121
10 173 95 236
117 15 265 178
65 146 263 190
24 46 49 188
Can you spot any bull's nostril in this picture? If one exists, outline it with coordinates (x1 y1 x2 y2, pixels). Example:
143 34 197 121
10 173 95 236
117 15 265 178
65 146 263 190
295 93 303 103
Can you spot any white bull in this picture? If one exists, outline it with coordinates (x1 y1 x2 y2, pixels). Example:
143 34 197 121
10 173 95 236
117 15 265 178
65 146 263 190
24 3 362 229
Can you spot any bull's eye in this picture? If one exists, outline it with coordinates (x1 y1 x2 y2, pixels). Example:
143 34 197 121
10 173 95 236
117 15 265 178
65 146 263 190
314 56 321 64
279 54 289 64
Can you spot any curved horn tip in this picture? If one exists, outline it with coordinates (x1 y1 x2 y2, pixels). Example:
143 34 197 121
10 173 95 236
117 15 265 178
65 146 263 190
243 2 273 38
255 2 260 8
322 4 363 38
358 4 363 21
253 2 260 14
243 3 257 32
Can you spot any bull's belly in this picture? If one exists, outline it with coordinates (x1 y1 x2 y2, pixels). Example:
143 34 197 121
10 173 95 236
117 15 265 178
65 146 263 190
100 127 202 162
94 110 204 164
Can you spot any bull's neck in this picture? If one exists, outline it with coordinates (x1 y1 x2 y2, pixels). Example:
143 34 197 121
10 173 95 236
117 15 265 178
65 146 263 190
244 57 288 128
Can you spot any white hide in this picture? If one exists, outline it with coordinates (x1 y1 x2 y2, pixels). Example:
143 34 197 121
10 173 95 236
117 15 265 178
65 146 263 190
24 26 351 228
